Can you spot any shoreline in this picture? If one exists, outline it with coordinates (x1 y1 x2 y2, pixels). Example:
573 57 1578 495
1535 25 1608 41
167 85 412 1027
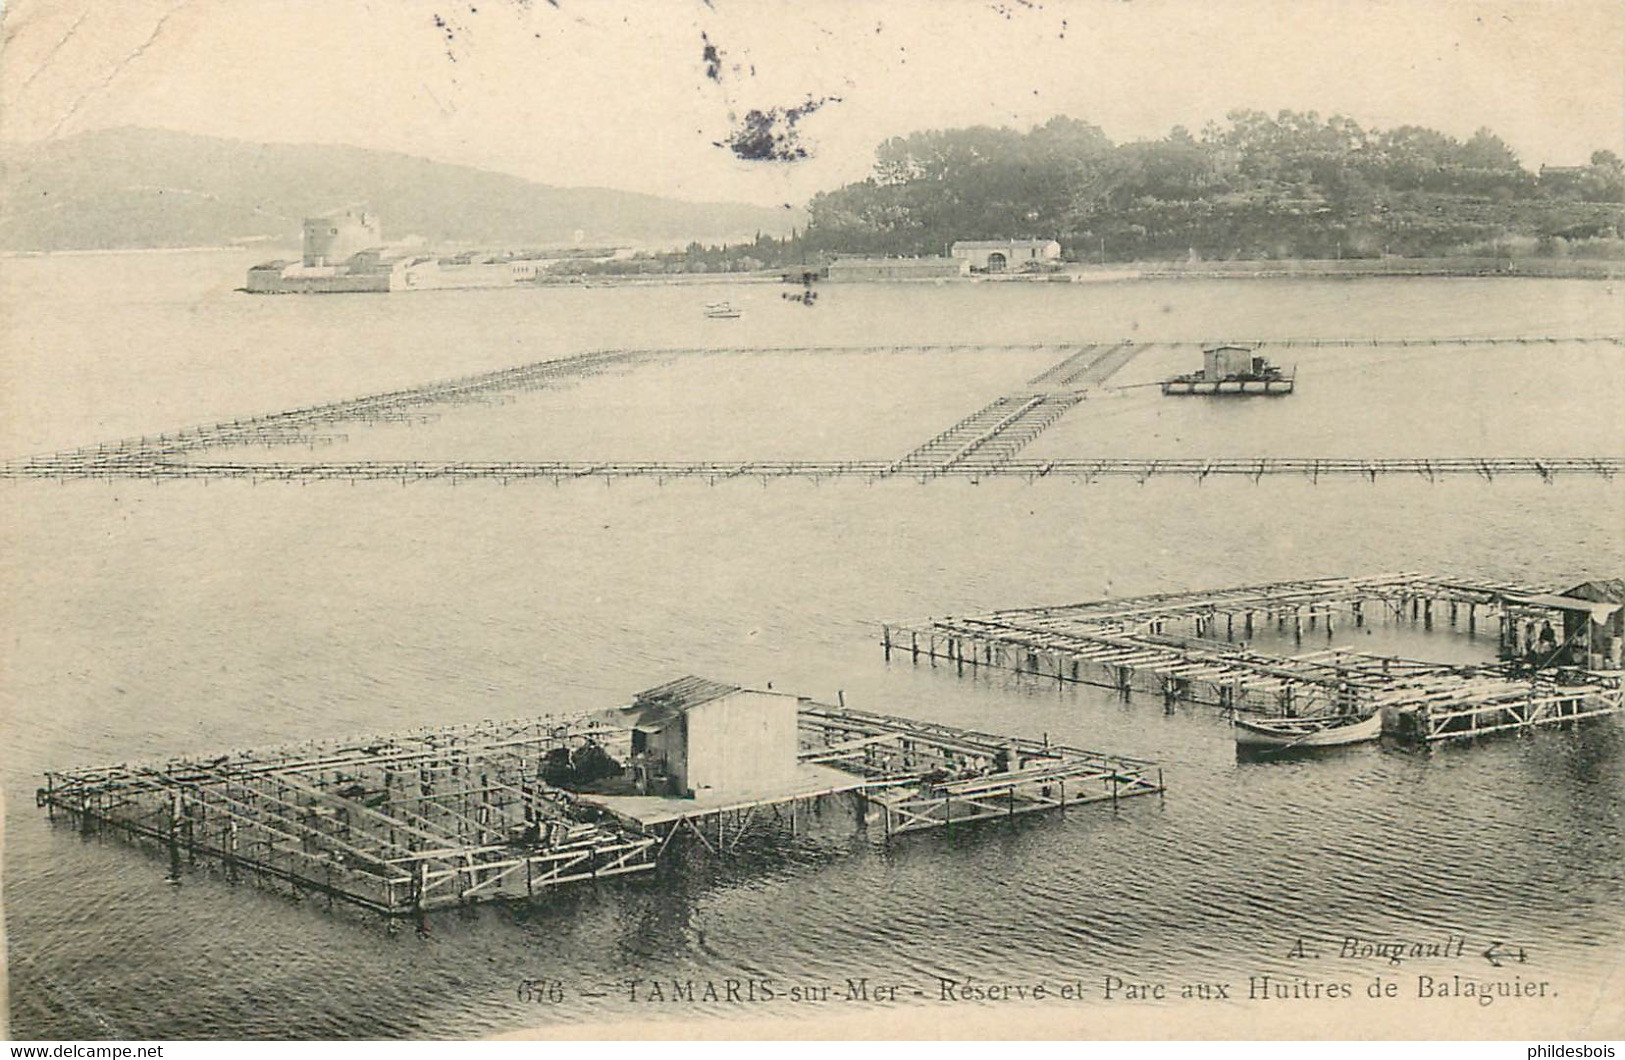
5 247 1618 285
541 256 1622 287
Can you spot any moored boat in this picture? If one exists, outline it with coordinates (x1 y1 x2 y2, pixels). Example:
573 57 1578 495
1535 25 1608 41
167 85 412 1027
703 301 742 319
1232 711 1381 749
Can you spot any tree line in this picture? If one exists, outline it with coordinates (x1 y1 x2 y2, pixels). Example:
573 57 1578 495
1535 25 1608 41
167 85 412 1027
800 111 1624 263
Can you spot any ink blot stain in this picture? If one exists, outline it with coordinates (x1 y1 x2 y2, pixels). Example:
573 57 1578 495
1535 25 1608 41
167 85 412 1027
701 32 725 81
716 96 839 162
432 12 459 60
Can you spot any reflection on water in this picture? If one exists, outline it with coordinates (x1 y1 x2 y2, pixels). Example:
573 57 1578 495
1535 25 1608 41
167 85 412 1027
3 254 1623 1038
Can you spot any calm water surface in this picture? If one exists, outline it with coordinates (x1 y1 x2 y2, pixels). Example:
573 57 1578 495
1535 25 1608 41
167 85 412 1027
3 253 1623 1038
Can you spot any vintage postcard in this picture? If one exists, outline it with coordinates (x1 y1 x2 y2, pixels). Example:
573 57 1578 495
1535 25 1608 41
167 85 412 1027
2 0 1622 1044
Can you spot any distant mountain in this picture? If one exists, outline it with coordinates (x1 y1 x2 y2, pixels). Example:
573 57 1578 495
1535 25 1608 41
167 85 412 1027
0 127 800 252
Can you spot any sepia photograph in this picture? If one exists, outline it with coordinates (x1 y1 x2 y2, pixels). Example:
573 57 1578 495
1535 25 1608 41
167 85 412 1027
2 0 1622 1044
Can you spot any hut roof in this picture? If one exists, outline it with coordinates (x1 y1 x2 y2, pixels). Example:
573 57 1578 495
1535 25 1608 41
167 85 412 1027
1562 579 1625 604
624 676 742 728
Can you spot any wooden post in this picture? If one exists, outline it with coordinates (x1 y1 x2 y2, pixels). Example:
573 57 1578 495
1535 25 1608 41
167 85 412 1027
1293 608 1302 644
910 631 919 663
215 821 235 883
882 625 892 661
166 790 183 884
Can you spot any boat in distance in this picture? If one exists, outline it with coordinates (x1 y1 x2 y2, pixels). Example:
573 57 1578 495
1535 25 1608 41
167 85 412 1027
1232 711 1381 749
703 301 742 319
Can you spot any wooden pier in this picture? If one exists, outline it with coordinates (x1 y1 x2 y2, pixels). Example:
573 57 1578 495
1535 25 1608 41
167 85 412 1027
883 573 1624 742
37 695 1163 917
5 337 1621 485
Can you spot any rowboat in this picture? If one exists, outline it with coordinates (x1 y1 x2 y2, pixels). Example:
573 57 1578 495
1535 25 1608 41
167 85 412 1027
1232 711 1381 749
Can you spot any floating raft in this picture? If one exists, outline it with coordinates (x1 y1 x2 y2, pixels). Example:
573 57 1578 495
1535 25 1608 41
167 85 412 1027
37 698 1162 917
884 572 1624 743
1162 344 1294 396
1160 374 1293 396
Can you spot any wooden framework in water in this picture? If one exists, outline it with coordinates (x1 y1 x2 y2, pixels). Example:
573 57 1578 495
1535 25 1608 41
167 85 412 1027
798 703 1162 836
6 337 1621 484
883 572 1624 742
37 698 1163 917
37 714 657 917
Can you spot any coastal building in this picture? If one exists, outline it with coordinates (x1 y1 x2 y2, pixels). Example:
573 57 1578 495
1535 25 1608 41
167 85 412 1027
825 255 969 282
950 239 1062 273
302 207 381 266
623 676 802 798
245 210 560 294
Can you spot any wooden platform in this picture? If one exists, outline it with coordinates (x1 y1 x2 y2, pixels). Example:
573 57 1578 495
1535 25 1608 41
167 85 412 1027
37 697 1164 915
581 764 871 829
1161 377 1293 395
885 573 1625 743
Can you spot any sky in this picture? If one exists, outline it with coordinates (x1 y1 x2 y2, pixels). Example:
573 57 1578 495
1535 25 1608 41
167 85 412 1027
2 0 1622 206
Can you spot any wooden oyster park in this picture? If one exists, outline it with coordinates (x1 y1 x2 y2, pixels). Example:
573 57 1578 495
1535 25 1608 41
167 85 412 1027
39 572 1622 919
884 573 1625 741
37 678 1162 918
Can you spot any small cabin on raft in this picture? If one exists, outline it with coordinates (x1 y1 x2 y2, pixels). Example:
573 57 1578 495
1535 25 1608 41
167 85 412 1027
622 676 803 799
1163 344 1295 396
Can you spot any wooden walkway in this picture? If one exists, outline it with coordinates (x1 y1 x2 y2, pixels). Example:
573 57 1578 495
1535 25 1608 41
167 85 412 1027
888 341 1148 474
13 456 1618 483
5 337 1622 484
885 572 1624 741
